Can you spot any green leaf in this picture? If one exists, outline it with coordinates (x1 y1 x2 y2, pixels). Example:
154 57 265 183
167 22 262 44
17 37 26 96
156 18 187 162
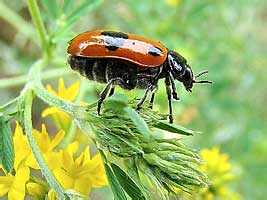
111 163 146 200
0 116 14 172
41 0 59 19
63 0 75 14
124 107 151 138
103 94 128 113
104 163 127 200
65 0 103 30
153 121 196 136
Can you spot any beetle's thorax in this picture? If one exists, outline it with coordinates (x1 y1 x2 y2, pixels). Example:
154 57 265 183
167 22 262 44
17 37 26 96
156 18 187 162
166 50 194 91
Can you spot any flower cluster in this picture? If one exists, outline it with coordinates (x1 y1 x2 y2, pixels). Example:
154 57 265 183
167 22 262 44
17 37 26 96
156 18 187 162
0 79 108 200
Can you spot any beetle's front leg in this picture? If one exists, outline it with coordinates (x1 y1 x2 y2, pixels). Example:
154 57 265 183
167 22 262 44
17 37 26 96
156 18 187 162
165 76 174 124
136 84 155 110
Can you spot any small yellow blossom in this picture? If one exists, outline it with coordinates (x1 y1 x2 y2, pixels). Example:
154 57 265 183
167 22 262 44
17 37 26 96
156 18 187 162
25 124 64 170
13 122 31 169
54 146 108 195
46 189 57 200
26 182 48 200
0 164 30 200
165 0 180 7
42 78 80 131
199 147 241 200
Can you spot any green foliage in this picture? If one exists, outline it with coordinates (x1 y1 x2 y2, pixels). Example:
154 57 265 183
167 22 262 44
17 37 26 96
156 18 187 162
0 116 14 173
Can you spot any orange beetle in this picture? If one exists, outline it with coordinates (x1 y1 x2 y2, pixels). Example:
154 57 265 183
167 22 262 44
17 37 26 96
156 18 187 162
68 30 211 123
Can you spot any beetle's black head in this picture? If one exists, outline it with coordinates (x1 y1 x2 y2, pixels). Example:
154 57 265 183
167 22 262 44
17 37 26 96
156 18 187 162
167 50 212 92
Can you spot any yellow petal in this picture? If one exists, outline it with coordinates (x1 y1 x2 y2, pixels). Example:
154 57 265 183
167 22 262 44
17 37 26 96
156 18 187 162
26 182 47 199
47 190 57 200
50 130 65 150
44 152 62 170
76 146 90 166
74 178 92 195
13 122 30 170
53 168 74 189
25 153 39 169
65 81 80 101
0 175 13 196
58 78 66 97
33 125 50 153
45 84 58 97
8 189 25 200
8 165 30 200
42 107 61 117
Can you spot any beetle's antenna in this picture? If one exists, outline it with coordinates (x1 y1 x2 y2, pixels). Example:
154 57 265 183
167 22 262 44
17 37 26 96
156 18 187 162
193 70 212 84
194 80 212 84
194 70 209 78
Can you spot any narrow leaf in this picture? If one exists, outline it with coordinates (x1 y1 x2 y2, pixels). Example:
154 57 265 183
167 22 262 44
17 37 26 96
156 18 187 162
124 107 151 138
41 0 58 19
153 121 196 136
104 163 127 200
65 0 103 30
63 0 75 14
111 163 146 200
0 116 14 172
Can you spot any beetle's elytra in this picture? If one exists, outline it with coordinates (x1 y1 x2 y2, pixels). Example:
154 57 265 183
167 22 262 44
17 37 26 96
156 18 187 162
67 30 212 123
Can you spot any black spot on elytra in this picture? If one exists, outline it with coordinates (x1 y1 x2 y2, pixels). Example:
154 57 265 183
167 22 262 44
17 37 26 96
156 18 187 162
101 31 129 39
101 31 128 51
148 46 163 56
104 37 124 51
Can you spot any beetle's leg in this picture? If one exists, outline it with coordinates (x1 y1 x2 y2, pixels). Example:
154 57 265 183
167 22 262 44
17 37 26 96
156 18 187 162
165 76 173 124
98 79 117 115
148 85 158 109
137 84 154 110
108 86 115 97
168 72 179 100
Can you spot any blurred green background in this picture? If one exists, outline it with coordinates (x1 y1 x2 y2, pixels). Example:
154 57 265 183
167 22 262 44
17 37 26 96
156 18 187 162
0 0 266 199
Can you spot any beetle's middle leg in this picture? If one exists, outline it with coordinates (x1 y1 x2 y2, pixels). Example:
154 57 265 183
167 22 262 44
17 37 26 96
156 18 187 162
137 84 155 110
108 86 115 97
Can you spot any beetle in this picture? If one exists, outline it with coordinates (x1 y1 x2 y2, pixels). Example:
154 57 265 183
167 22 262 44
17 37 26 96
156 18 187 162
67 30 211 123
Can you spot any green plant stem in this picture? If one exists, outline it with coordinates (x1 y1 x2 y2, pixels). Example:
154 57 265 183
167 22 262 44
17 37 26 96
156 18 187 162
56 121 76 150
0 68 72 89
0 95 21 112
23 88 65 200
27 0 50 60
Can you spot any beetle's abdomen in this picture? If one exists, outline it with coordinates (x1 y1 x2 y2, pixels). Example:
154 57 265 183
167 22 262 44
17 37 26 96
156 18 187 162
68 55 107 83
68 55 163 90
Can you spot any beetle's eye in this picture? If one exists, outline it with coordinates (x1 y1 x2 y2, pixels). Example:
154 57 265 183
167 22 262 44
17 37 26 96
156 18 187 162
183 68 192 81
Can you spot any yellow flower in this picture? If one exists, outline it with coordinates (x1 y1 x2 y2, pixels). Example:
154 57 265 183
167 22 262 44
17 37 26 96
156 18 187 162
13 122 31 169
54 146 108 195
0 164 30 200
46 189 57 200
42 78 80 131
165 0 180 6
25 124 65 170
26 182 48 200
199 147 240 199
